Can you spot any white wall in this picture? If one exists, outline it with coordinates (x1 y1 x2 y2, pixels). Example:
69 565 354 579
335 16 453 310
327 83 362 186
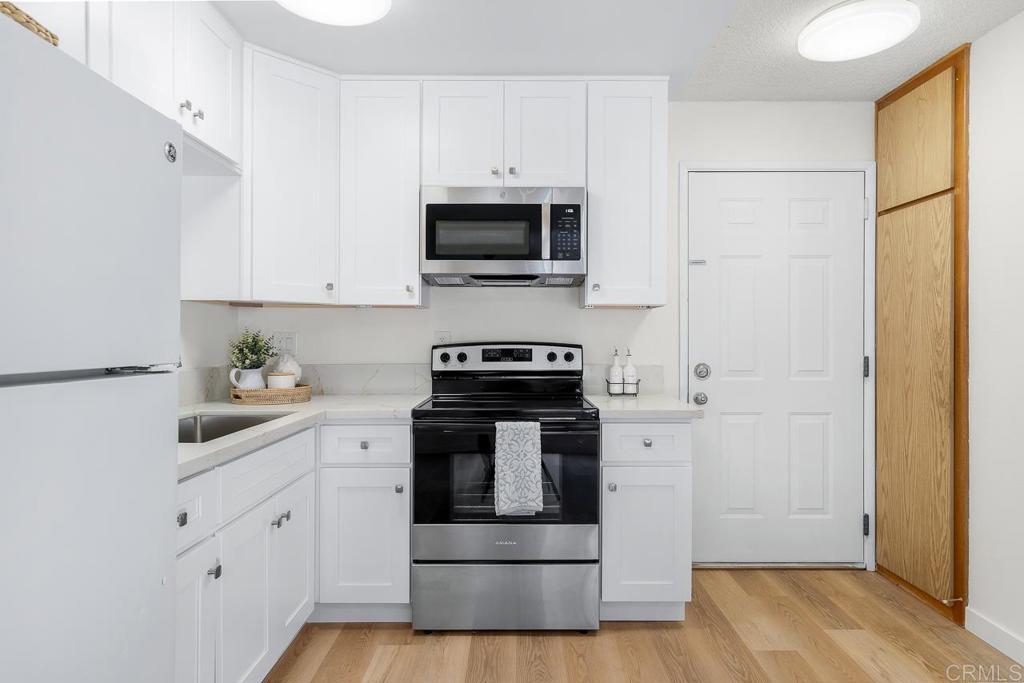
966 9 1024 664
230 101 874 397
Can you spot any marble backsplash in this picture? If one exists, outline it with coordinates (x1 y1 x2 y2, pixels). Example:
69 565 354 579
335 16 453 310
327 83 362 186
178 362 664 405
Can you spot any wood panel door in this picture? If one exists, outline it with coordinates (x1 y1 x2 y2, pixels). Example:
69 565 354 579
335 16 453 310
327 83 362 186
877 67 954 212
876 193 955 602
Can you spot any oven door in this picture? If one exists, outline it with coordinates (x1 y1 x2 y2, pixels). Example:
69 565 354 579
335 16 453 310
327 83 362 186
424 203 543 261
412 421 598 525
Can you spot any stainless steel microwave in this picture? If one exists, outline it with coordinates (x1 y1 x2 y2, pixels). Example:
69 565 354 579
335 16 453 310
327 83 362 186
420 186 586 287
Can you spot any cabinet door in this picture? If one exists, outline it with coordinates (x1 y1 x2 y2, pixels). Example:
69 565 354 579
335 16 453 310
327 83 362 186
175 1 242 162
585 81 668 307
504 81 586 187
319 468 411 604
217 499 274 683
89 1 176 117
250 51 340 303
175 538 219 683
422 81 503 186
269 473 315 653
339 81 422 305
602 466 691 603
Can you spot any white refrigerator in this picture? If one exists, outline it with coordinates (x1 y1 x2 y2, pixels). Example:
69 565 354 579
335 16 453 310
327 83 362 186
0 19 181 683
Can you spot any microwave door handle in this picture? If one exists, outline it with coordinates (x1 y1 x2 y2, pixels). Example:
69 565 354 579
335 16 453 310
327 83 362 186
541 202 551 261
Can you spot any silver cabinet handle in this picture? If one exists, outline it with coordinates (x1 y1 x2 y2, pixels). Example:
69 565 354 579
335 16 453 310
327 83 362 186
193 108 204 121
592 283 601 292
608 483 618 492
508 166 517 175
326 282 335 291
395 484 404 493
643 438 653 448
270 510 291 528
405 284 414 294
179 99 192 113
282 510 291 523
490 167 500 175
177 511 188 527
207 564 222 580
360 440 369 450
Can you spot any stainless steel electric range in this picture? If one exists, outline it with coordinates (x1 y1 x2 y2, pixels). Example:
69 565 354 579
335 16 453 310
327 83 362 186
411 342 600 631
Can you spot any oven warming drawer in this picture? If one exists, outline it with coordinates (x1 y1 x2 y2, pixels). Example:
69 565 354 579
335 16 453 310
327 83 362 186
412 524 598 562
412 563 599 631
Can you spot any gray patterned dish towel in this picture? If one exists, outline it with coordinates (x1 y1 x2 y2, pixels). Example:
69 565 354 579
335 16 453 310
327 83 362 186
494 421 543 516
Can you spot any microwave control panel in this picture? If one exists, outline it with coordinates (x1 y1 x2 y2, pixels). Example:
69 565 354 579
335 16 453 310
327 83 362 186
549 204 582 261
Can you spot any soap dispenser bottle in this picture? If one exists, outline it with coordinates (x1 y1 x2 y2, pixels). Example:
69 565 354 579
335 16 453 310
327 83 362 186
623 348 638 395
608 348 624 395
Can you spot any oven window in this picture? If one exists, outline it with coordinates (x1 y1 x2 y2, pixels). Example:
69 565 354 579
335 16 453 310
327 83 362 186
413 423 599 524
435 220 531 256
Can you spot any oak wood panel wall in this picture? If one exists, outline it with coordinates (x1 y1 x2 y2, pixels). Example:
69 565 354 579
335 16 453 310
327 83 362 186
874 45 969 626
876 193 954 601
877 68 955 212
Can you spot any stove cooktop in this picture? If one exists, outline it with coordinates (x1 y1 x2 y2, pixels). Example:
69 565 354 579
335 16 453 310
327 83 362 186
412 395 599 421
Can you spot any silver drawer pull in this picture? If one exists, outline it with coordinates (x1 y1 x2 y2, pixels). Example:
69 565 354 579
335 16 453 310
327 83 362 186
395 484 404 494
177 511 188 527
608 483 617 492
360 440 370 450
643 438 653 448
207 564 222 580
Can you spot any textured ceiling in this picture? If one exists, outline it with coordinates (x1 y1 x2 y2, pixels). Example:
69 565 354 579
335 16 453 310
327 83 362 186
216 0 1024 101
682 0 1024 100
214 0 736 99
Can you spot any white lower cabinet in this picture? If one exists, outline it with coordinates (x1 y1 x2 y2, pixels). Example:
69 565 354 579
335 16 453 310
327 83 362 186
601 465 692 603
319 467 411 603
175 537 220 683
213 469 315 683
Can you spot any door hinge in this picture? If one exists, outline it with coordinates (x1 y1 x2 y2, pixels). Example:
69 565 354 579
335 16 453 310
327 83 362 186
863 513 870 536
863 356 870 378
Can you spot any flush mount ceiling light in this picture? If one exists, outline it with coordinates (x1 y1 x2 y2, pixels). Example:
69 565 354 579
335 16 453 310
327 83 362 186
798 0 921 62
274 0 392 26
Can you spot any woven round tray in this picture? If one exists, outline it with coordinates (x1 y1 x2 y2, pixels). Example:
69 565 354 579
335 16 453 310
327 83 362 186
230 384 312 405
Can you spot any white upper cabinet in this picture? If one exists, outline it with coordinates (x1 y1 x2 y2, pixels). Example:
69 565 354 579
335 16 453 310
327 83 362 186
319 467 411 604
339 81 422 306
88 0 176 117
17 2 88 64
602 465 692 603
585 80 668 307
422 81 504 186
174 1 242 162
248 50 340 304
504 81 586 187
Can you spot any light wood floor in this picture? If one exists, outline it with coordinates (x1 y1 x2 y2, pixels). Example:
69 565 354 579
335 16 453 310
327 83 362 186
266 569 1018 683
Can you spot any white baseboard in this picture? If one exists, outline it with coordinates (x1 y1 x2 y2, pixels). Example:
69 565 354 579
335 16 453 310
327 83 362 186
600 601 685 621
310 603 412 623
966 607 1024 664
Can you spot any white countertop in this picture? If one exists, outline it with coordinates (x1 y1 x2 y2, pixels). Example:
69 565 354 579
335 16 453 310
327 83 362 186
178 393 701 480
585 394 704 421
177 394 427 480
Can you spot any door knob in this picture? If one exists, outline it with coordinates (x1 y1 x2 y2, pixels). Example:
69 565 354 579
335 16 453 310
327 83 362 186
694 363 711 380
326 282 335 291
176 511 188 527
608 483 618 492
395 484 404 493
693 392 708 406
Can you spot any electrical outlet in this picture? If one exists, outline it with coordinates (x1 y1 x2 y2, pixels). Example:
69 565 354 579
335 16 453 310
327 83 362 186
433 330 452 345
275 332 298 356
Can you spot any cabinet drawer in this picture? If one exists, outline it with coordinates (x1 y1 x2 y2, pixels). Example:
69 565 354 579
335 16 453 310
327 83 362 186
219 428 315 521
602 423 691 464
176 469 220 553
320 425 410 465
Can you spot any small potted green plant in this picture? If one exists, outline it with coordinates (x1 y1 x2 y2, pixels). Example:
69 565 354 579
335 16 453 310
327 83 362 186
228 329 277 390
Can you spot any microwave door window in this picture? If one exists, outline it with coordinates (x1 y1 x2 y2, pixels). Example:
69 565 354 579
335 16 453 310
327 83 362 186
435 220 531 257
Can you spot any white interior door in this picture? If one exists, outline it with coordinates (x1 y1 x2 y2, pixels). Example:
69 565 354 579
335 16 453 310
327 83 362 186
688 171 866 563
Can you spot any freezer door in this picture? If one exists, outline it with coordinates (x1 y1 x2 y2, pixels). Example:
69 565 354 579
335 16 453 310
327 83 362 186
0 20 180 375
0 373 177 683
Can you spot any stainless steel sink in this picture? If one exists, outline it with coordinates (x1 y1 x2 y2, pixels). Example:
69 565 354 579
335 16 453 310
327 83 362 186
178 413 289 444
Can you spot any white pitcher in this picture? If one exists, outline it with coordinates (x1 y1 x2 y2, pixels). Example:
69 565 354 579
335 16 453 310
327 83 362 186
229 367 265 390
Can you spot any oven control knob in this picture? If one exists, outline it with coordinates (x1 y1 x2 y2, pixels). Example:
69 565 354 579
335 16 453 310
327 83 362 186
457 352 468 363
563 351 575 362
439 352 451 364
547 351 558 362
